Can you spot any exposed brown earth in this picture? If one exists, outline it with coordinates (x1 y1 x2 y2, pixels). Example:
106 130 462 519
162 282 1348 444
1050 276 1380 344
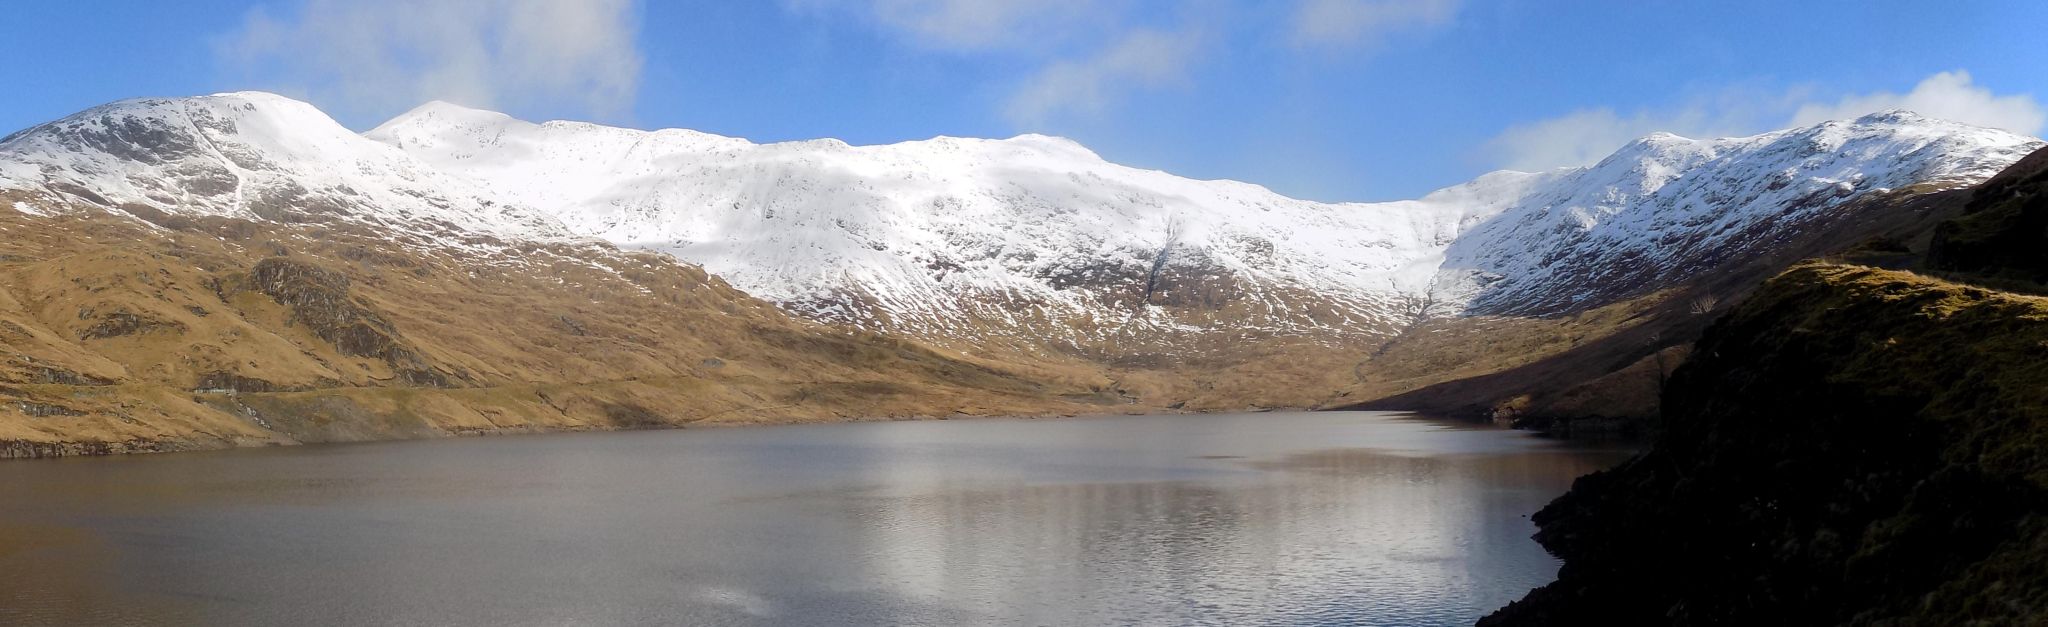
0 198 1173 458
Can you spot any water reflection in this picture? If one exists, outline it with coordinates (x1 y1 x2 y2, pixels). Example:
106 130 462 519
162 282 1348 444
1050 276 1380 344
851 449 1617 625
0 412 1629 626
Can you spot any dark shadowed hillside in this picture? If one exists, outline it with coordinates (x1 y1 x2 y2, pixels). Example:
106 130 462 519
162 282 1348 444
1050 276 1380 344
1482 148 2048 625
1930 145 2048 283
1481 263 2048 625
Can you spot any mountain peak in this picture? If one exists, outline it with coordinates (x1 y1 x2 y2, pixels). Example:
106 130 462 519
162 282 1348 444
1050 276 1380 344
1812 108 2037 148
1852 109 1933 126
0 91 574 245
0 91 368 172
2 91 341 145
1003 133 1100 159
366 100 524 143
378 100 515 128
202 90 318 105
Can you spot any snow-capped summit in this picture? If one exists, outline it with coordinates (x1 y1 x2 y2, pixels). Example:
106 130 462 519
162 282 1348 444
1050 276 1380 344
1435 109 2041 314
1 92 2039 351
0 92 572 246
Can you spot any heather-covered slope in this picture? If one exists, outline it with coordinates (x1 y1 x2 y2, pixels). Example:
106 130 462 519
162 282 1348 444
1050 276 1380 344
1480 263 2048 625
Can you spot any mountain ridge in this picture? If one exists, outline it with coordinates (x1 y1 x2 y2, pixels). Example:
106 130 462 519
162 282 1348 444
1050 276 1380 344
1 92 2043 457
358 97 2040 337
7 93 2037 342
0 92 577 249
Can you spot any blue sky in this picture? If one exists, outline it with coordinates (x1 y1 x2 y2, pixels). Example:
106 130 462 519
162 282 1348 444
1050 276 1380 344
2 0 2043 201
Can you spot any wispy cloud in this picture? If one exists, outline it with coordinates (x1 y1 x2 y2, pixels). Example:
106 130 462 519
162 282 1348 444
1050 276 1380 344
1004 29 1205 125
1484 71 2046 172
786 0 1200 127
216 0 644 124
1788 71 2046 136
1290 0 1461 48
791 1 1458 128
1483 88 1795 172
786 0 1122 52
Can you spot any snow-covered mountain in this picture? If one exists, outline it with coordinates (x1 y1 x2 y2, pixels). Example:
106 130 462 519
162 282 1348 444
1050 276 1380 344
365 100 2039 337
1436 111 2040 315
365 101 1540 344
0 92 572 251
3 93 2040 352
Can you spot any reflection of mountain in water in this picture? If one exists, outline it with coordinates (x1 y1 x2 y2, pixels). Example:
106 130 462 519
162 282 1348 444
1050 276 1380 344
852 447 1622 625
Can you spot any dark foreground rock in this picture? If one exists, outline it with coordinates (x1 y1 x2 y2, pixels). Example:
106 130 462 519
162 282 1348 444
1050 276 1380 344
1481 262 2048 626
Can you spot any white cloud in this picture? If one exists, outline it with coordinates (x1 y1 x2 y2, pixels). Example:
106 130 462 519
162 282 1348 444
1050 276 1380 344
217 0 643 124
1004 29 1204 125
1291 0 1460 48
786 0 1118 52
1484 97 1777 173
787 1 1201 126
1789 71 2046 136
1488 109 1691 173
1485 71 2045 171
791 0 1460 127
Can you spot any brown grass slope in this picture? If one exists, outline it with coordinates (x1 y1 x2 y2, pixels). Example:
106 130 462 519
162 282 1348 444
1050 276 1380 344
0 198 1147 458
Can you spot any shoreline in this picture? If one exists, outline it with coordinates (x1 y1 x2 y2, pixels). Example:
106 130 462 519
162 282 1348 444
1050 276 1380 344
2 400 1286 462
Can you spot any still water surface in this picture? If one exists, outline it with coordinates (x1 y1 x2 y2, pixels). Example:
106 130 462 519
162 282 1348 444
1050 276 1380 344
0 411 1630 626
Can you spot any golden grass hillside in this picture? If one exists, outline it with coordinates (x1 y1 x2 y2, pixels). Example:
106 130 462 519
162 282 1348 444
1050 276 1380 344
0 194 1531 458
0 200 1156 457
